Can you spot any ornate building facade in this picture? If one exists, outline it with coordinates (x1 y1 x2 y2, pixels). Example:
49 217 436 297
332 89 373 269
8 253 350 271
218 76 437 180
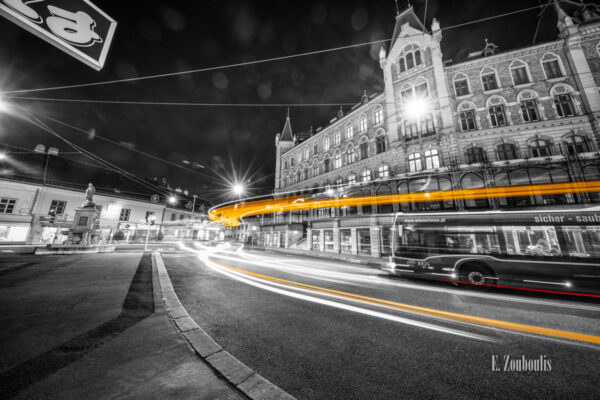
260 3 600 258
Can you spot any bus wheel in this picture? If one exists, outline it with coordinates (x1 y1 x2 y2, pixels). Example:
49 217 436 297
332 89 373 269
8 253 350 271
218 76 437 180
461 264 492 288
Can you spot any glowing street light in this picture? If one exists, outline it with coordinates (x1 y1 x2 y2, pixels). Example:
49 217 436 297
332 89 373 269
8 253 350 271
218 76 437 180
0 153 6 161
403 97 428 120
232 183 245 197
168 195 177 205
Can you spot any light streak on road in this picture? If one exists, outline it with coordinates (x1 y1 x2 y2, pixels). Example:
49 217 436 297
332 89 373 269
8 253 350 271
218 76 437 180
177 243 600 346
231 246 600 312
208 180 600 226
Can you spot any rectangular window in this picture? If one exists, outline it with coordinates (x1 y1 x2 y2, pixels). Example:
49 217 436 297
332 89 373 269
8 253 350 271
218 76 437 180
408 154 422 172
489 105 507 127
180 214 185 220
454 79 469 96
520 100 539 122
374 109 383 124
511 66 529 85
357 228 371 255
348 175 356 185
0 198 16 214
543 60 562 79
313 144 318 154
554 94 575 117
404 119 417 140
482 73 498 91
119 208 131 221
420 114 435 137
145 211 155 222
375 136 386 154
345 125 353 139
49 200 66 215
359 118 367 132
425 150 440 169
359 141 369 159
324 230 334 252
323 158 330 173
459 110 477 131
324 137 330 151
171 213 177 221
340 229 352 254
334 131 341 145
401 88 413 102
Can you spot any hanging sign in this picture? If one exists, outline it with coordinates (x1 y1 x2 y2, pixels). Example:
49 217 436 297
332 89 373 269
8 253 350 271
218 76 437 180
0 0 116 70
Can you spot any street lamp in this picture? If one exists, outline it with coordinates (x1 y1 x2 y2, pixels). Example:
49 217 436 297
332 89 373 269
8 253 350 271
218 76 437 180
0 94 8 113
0 152 6 161
168 195 177 205
232 183 245 198
403 97 428 120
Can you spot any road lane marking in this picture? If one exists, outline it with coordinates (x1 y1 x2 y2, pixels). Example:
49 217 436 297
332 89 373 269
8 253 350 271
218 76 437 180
233 248 600 313
209 259 600 346
205 258 496 342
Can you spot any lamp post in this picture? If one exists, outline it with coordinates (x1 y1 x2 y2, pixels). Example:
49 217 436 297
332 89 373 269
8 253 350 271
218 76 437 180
144 215 156 251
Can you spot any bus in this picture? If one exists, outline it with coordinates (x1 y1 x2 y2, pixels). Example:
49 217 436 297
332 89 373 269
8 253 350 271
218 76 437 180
383 207 600 294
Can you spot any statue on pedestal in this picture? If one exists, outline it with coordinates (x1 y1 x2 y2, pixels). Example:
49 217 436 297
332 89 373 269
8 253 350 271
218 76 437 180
83 183 95 207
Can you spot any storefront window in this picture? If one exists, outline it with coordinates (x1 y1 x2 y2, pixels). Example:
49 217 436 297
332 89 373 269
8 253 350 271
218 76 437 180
340 229 352 254
311 230 320 251
324 230 334 252
357 228 371 255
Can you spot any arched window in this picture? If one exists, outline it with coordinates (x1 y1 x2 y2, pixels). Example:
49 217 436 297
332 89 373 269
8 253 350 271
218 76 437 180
481 67 499 91
529 138 552 157
408 153 422 172
551 84 576 117
323 155 330 173
377 164 389 179
346 144 356 164
465 146 486 164
517 90 541 122
333 151 342 169
486 96 508 127
359 137 369 160
541 53 564 80
296 169 301 183
509 59 530 85
398 44 423 73
361 169 372 182
564 135 590 155
453 73 470 97
358 116 368 132
461 173 489 209
424 149 440 169
375 130 387 154
303 165 309 180
458 101 477 131
496 143 518 161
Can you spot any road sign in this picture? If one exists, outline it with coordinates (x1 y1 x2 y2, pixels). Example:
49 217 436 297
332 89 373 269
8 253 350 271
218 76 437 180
0 0 117 70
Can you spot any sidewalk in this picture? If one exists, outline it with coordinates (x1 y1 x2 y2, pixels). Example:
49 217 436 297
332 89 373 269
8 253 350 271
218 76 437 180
0 251 246 399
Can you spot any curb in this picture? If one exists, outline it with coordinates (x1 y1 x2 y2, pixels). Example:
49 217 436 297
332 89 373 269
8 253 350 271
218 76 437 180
152 251 296 400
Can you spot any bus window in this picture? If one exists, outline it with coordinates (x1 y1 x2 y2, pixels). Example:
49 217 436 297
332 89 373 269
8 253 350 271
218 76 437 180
502 226 561 256
563 226 600 258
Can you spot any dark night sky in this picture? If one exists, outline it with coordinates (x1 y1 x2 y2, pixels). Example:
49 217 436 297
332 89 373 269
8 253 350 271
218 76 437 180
0 0 585 202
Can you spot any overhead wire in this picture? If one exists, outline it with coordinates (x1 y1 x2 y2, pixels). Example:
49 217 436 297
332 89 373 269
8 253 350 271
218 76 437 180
18 108 172 196
0 2 552 95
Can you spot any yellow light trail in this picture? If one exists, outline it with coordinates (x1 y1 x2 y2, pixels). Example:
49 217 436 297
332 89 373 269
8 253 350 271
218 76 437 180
209 180 600 227
211 259 600 345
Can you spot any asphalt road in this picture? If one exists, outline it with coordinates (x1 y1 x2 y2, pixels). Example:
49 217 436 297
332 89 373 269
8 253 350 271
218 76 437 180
163 243 600 400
